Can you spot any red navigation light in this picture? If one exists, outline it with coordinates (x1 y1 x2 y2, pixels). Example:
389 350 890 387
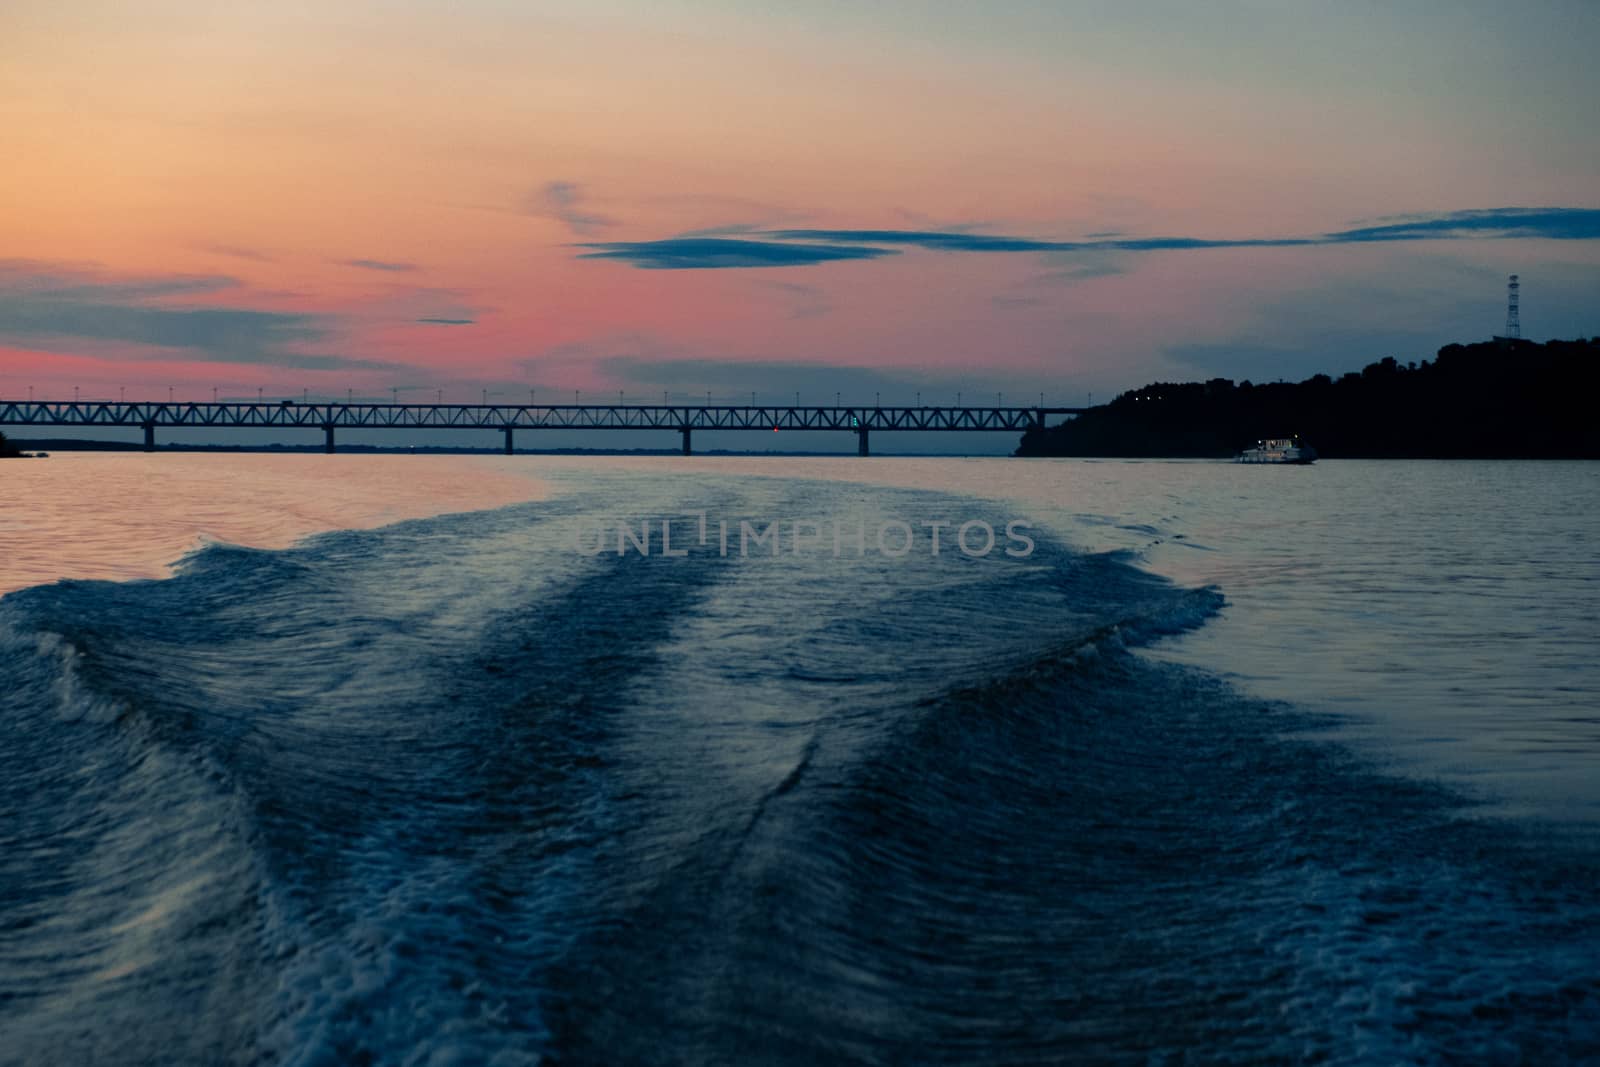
773 426 778 432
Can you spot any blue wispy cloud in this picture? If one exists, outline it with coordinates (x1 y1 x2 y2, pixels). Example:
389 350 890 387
530 181 616 237
770 208 1600 252
578 237 897 270
766 230 1082 252
577 207 1600 270
0 261 242 301
0 261 396 370
417 317 474 325
340 258 418 273
1324 207 1600 243
198 243 275 262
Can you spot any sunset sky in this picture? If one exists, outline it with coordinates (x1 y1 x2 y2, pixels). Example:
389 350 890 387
3 1 1598 449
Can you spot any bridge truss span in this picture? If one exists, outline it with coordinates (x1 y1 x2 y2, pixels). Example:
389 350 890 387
0 400 1083 455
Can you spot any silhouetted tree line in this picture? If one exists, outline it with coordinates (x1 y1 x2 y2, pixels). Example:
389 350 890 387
0 431 24 458
1016 338 1600 458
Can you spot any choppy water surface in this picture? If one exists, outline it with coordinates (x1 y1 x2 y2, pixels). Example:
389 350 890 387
1 454 1596 1064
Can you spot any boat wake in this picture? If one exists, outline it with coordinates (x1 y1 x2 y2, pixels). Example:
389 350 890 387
1 473 1596 1064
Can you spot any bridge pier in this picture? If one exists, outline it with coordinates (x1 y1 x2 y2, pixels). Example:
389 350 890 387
680 426 692 455
323 423 335 454
857 427 870 457
141 421 154 452
502 426 514 455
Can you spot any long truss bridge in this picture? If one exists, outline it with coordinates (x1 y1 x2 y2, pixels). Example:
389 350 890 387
0 400 1082 455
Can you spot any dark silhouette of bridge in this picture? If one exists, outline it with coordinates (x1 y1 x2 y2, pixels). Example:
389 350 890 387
0 400 1083 456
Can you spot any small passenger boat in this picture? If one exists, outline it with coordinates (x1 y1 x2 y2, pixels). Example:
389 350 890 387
1235 437 1317 464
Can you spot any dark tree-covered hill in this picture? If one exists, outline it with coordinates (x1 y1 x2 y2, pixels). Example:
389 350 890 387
1016 338 1600 458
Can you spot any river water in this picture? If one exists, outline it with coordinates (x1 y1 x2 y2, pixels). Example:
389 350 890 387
1 453 1596 1063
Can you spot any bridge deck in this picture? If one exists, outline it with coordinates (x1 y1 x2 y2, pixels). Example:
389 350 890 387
0 401 1080 433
